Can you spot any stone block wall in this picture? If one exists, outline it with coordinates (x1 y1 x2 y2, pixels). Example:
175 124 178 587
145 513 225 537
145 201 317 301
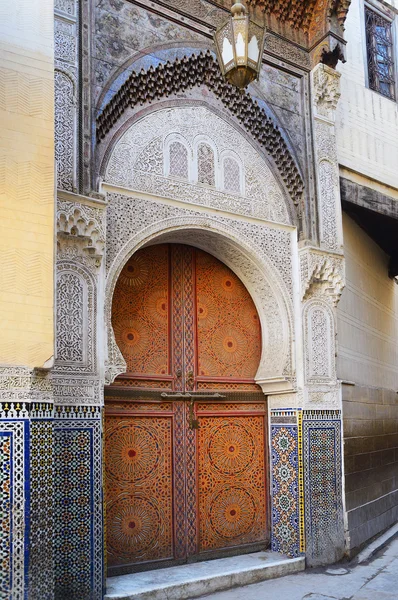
338 212 398 555
342 383 398 554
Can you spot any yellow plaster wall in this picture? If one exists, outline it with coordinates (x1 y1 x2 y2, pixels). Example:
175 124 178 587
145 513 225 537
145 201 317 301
0 0 55 367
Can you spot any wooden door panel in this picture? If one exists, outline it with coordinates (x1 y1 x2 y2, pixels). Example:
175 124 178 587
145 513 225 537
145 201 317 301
195 249 261 383
197 411 267 554
107 244 268 572
112 245 170 380
105 415 174 569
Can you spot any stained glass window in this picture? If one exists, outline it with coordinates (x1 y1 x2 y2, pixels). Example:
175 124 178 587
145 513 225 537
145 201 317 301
197 143 215 187
365 7 395 100
169 141 189 179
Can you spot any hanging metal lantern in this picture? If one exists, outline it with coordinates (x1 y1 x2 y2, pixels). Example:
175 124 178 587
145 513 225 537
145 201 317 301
214 0 266 89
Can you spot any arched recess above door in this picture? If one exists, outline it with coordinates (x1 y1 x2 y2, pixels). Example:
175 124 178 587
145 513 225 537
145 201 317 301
104 217 295 394
96 51 303 222
111 244 262 392
103 104 295 226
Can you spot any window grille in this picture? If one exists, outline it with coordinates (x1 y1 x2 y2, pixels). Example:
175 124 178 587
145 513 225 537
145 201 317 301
223 157 241 194
365 7 395 100
197 143 215 186
169 141 189 179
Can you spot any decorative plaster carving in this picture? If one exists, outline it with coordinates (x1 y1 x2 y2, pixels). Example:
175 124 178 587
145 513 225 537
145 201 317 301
55 0 75 16
300 248 345 305
54 200 104 404
97 52 304 208
0 366 53 403
311 63 343 252
312 63 341 121
264 33 311 69
304 299 336 384
53 377 101 405
55 70 76 191
57 201 106 267
306 387 340 409
55 262 96 374
104 191 295 387
302 251 343 298
54 17 76 64
105 106 292 225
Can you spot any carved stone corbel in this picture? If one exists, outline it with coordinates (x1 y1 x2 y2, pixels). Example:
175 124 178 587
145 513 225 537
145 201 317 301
56 197 106 268
300 247 345 306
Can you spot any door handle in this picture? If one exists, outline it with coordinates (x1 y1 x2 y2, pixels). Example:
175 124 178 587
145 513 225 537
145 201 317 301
188 395 199 430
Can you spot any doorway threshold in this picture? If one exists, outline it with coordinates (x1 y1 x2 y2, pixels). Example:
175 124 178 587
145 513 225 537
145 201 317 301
105 551 305 600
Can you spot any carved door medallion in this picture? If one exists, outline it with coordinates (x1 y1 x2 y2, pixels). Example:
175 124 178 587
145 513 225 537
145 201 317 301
105 244 268 574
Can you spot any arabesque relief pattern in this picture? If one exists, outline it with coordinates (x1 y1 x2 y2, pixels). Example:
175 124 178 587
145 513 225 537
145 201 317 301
105 106 292 225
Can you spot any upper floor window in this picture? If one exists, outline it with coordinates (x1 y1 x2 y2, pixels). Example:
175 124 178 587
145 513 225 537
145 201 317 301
365 6 396 100
197 143 215 187
169 141 189 179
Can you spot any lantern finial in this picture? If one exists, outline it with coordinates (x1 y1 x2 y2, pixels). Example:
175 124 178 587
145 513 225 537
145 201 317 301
214 0 266 89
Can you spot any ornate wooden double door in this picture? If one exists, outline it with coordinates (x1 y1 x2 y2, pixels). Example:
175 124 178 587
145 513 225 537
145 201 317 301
105 244 269 575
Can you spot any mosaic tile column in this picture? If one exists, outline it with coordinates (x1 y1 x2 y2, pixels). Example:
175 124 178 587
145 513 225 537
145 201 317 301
53 406 103 599
270 408 305 558
302 410 344 566
28 404 54 600
0 404 29 600
0 368 54 600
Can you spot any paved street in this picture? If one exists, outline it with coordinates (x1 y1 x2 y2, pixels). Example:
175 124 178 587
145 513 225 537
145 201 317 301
198 537 398 600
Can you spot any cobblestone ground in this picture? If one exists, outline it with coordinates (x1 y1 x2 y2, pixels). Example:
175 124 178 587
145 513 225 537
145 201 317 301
198 536 398 600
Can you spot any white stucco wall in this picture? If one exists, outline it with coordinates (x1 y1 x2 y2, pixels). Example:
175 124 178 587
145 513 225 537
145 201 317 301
337 213 398 390
336 0 398 190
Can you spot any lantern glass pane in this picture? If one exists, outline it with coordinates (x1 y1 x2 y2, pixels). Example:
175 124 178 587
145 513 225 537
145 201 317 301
248 35 259 63
222 37 234 66
216 20 235 71
232 16 248 64
248 20 265 69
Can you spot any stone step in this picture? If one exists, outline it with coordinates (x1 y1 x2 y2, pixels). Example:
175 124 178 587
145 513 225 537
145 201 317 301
105 551 305 600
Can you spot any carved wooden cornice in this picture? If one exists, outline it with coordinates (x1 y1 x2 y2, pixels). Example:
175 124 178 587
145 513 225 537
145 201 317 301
248 0 351 33
96 51 304 205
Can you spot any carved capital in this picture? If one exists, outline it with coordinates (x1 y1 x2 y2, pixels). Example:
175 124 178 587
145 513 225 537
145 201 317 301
311 63 341 120
300 247 345 306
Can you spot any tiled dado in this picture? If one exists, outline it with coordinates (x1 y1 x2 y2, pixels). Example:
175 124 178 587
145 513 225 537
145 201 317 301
302 410 344 566
53 405 103 600
0 403 104 600
270 409 305 558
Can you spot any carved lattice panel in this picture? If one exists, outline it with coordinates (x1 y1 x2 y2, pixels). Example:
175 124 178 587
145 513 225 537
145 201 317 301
112 245 169 377
195 250 261 380
105 415 173 568
197 413 267 553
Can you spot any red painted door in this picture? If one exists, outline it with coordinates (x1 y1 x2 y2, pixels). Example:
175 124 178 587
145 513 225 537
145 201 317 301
105 244 268 575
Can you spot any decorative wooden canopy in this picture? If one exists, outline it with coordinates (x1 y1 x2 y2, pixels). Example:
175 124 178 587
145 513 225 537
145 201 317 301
248 0 351 34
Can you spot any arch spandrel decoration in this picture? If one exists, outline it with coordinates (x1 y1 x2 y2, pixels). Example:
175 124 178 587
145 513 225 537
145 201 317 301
105 105 292 226
104 208 295 392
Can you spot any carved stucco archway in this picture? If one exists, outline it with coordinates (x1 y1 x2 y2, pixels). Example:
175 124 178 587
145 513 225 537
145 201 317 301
104 215 295 394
